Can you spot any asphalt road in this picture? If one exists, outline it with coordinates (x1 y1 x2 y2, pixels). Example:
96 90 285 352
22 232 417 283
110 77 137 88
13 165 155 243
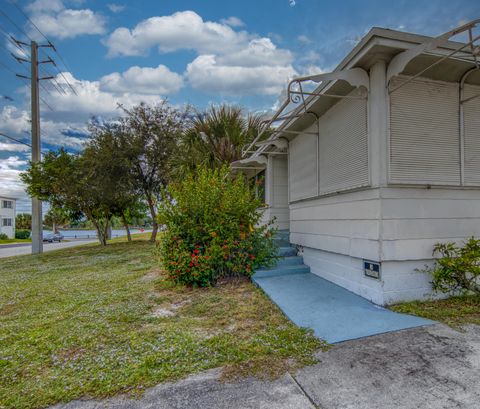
0 239 98 258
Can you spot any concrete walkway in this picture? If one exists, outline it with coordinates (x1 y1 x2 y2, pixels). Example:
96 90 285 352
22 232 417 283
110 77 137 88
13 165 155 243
0 239 97 258
50 324 480 409
253 272 434 343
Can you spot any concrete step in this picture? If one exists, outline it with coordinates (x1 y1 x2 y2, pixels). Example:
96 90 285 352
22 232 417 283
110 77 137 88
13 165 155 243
275 255 304 267
277 246 297 257
257 256 304 270
275 230 290 241
273 239 291 247
253 264 310 278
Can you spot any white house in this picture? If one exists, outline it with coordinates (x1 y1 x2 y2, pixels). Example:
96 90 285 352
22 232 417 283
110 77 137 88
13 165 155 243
0 196 16 239
233 20 480 305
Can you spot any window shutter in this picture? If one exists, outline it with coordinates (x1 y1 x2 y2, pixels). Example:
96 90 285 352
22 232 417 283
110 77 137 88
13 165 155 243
463 84 480 186
318 97 369 194
289 126 318 201
389 77 460 185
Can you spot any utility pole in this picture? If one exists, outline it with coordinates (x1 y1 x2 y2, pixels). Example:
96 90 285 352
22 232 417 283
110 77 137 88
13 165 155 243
30 40 42 254
13 38 55 254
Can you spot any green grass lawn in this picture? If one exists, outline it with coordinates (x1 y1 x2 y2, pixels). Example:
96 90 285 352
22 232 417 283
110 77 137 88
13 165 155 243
0 237 323 409
0 238 31 245
390 295 480 328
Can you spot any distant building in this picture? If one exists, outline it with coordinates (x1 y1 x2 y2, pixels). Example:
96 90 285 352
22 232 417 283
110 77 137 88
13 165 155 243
0 196 16 238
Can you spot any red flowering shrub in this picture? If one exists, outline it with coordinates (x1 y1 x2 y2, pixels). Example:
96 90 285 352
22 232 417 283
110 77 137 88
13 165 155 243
157 166 276 286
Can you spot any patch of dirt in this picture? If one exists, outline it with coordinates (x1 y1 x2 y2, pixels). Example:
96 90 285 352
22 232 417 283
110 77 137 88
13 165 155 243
151 307 176 318
151 299 192 318
53 346 87 363
216 276 250 286
141 269 163 282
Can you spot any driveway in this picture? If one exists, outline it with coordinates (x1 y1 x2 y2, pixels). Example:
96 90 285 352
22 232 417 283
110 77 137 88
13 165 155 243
51 323 480 409
0 239 97 258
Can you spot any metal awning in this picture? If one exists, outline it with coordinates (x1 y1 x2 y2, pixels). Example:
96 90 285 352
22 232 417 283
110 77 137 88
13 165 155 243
241 19 480 161
387 19 480 93
242 68 370 157
231 155 268 177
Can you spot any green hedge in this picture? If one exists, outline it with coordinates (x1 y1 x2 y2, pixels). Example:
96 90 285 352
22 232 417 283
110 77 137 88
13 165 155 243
15 229 31 239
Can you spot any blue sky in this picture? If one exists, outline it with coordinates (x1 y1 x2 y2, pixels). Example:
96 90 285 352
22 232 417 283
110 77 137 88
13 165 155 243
1 0 479 212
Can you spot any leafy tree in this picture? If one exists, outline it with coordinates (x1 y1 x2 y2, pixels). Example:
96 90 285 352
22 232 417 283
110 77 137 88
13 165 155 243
44 207 70 233
117 101 190 242
172 105 268 176
85 120 146 242
21 149 112 246
15 213 31 230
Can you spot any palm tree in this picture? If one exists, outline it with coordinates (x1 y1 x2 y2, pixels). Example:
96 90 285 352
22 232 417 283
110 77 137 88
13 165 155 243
173 105 268 176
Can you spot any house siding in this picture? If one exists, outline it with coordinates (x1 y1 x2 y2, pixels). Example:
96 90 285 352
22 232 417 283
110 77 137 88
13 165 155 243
380 187 480 261
290 189 381 261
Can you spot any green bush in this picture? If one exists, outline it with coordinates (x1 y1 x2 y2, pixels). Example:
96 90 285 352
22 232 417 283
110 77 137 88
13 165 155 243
15 229 31 239
423 237 480 295
157 166 277 286
0 233 8 240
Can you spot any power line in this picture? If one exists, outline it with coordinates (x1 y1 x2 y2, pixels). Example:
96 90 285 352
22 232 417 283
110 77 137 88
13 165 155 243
0 131 31 147
15 74 55 111
0 9 32 42
0 25 29 57
0 58 16 75
9 0 78 95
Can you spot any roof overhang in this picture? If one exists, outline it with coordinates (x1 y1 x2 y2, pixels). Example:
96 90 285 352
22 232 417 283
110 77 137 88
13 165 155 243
241 19 480 160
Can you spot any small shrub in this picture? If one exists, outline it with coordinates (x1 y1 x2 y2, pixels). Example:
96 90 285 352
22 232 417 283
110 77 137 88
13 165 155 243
157 165 277 286
0 233 8 240
422 237 480 295
15 229 31 239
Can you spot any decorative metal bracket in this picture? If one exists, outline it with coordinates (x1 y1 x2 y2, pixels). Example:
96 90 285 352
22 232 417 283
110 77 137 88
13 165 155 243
255 137 288 150
387 19 480 93
242 67 369 157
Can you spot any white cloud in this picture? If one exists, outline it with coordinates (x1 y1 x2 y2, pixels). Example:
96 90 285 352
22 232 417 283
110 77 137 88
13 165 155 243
186 55 297 96
107 3 126 13
104 11 297 96
0 155 30 210
27 0 64 13
100 65 184 95
297 35 311 44
0 106 30 136
103 10 251 57
28 0 106 39
0 142 30 152
0 156 27 171
220 16 244 27
217 38 293 67
0 105 86 150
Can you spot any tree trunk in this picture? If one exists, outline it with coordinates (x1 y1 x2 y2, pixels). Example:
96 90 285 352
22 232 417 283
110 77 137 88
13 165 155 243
121 212 132 242
147 196 158 242
103 219 110 245
93 221 106 246
52 221 57 234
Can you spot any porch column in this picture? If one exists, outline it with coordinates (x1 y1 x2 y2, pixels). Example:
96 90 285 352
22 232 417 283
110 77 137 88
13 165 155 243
368 59 389 187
